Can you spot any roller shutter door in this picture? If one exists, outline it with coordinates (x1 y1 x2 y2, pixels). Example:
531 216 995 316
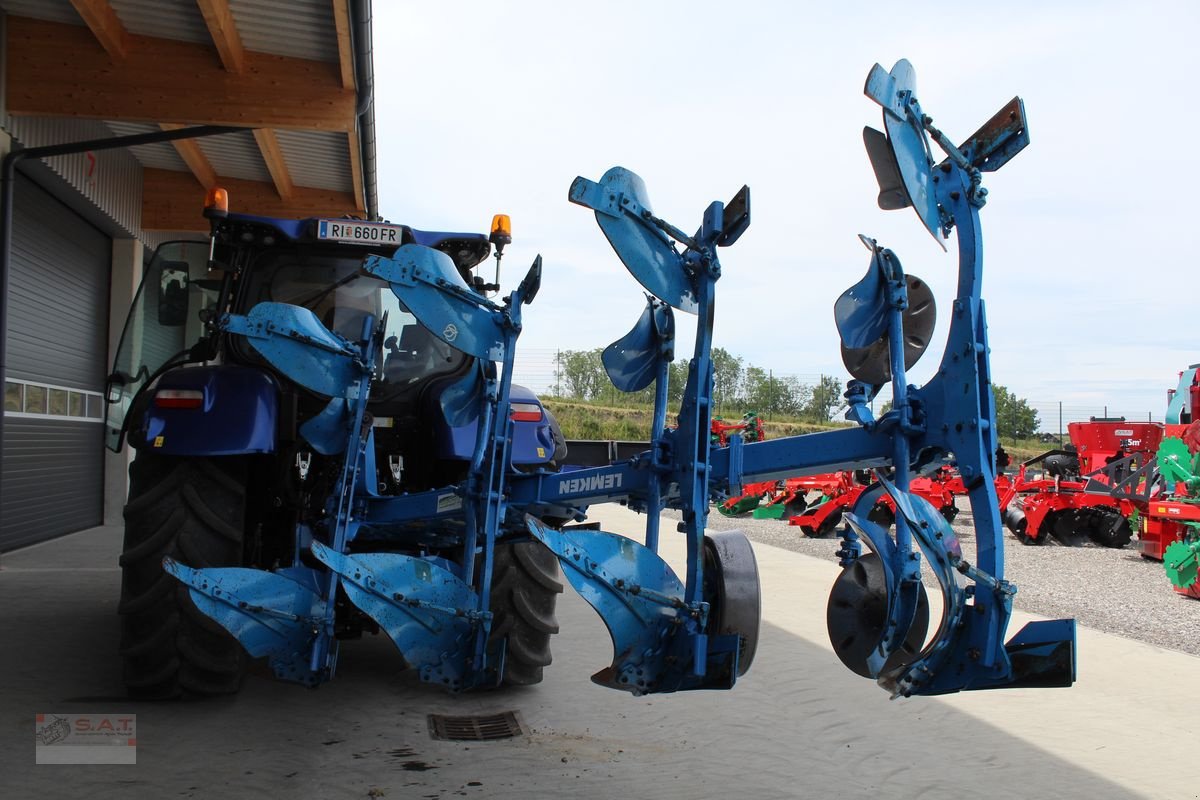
1 174 111 549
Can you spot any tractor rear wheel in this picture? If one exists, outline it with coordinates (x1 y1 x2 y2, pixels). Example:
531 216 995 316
488 540 563 686
118 453 248 699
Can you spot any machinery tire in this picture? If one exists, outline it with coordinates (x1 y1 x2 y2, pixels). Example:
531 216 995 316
118 452 248 699
703 530 761 676
1081 507 1134 549
488 540 563 686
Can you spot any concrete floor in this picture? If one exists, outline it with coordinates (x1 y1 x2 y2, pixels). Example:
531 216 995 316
1 505 1196 799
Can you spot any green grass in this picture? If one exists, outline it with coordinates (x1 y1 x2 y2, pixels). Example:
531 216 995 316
543 396 1057 467
541 396 852 441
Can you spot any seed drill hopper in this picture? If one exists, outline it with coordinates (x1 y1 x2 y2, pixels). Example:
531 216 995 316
158 59 1075 699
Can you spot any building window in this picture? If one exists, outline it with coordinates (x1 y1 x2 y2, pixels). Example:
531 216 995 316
25 384 48 414
3 380 104 423
4 382 22 413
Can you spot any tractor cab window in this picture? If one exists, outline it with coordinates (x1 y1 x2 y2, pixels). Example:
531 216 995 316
238 249 467 405
105 241 217 450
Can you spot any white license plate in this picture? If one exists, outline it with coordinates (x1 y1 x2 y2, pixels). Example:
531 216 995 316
317 220 405 245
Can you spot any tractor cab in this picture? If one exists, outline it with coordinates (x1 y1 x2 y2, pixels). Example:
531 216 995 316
104 190 559 498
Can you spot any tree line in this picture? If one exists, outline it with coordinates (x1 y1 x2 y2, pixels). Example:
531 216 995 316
552 347 845 421
552 348 1041 438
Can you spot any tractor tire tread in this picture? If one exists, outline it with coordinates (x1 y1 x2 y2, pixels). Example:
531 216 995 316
488 541 561 686
119 452 248 699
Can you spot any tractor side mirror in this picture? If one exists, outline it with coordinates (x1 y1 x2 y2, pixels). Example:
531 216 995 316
157 261 190 327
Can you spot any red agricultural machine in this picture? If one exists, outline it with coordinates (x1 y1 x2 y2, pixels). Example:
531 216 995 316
999 365 1200 555
717 467 960 537
993 419 1162 548
710 411 765 447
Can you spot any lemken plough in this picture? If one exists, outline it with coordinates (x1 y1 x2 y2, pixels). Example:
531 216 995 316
145 59 1075 700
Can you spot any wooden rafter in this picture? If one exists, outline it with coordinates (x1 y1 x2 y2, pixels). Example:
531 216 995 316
142 168 359 231
331 0 366 212
346 124 365 212
252 129 295 200
196 0 246 74
158 124 218 189
6 17 355 132
68 0 130 60
331 0 356 90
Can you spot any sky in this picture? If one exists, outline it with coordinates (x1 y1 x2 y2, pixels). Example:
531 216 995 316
372 0 1200 426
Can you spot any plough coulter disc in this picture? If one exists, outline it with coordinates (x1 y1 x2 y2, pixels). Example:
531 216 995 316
838 274 936 385
826 552 929 679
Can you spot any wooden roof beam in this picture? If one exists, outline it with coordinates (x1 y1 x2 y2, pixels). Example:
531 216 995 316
6 16 355 132
68 0 129 60
346 126 365 211
196 0 246 74
158 124 218 189
331 0 356 90
142 168 360 231
252 129 295 200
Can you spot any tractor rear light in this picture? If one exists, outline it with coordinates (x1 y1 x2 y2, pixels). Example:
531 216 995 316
154 389 204 409
510 402 543 422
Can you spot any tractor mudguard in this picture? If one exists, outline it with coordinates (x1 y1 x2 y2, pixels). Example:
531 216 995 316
432 384 561 466
128 365 278 455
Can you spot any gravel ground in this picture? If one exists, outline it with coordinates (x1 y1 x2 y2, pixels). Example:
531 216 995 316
683 497 1200 657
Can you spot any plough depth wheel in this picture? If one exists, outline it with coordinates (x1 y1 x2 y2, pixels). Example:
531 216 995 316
826 552 929 679
703 530 761 676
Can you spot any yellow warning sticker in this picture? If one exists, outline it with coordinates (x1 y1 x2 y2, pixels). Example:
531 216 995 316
153 436 164 448
537 447 546 458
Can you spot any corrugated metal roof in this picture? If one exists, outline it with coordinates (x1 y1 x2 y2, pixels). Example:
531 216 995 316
2 116 145 240
276 130 351 191
0 0 81 25
195 130 271 183
103 121 190 172
108 0 210 45
0 0 341 62
229 0 339 63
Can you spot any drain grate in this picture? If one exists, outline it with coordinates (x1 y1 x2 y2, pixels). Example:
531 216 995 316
427 711 526 742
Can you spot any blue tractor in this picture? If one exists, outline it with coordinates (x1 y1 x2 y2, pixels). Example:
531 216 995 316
106 58 1077 702
106 203 570 696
